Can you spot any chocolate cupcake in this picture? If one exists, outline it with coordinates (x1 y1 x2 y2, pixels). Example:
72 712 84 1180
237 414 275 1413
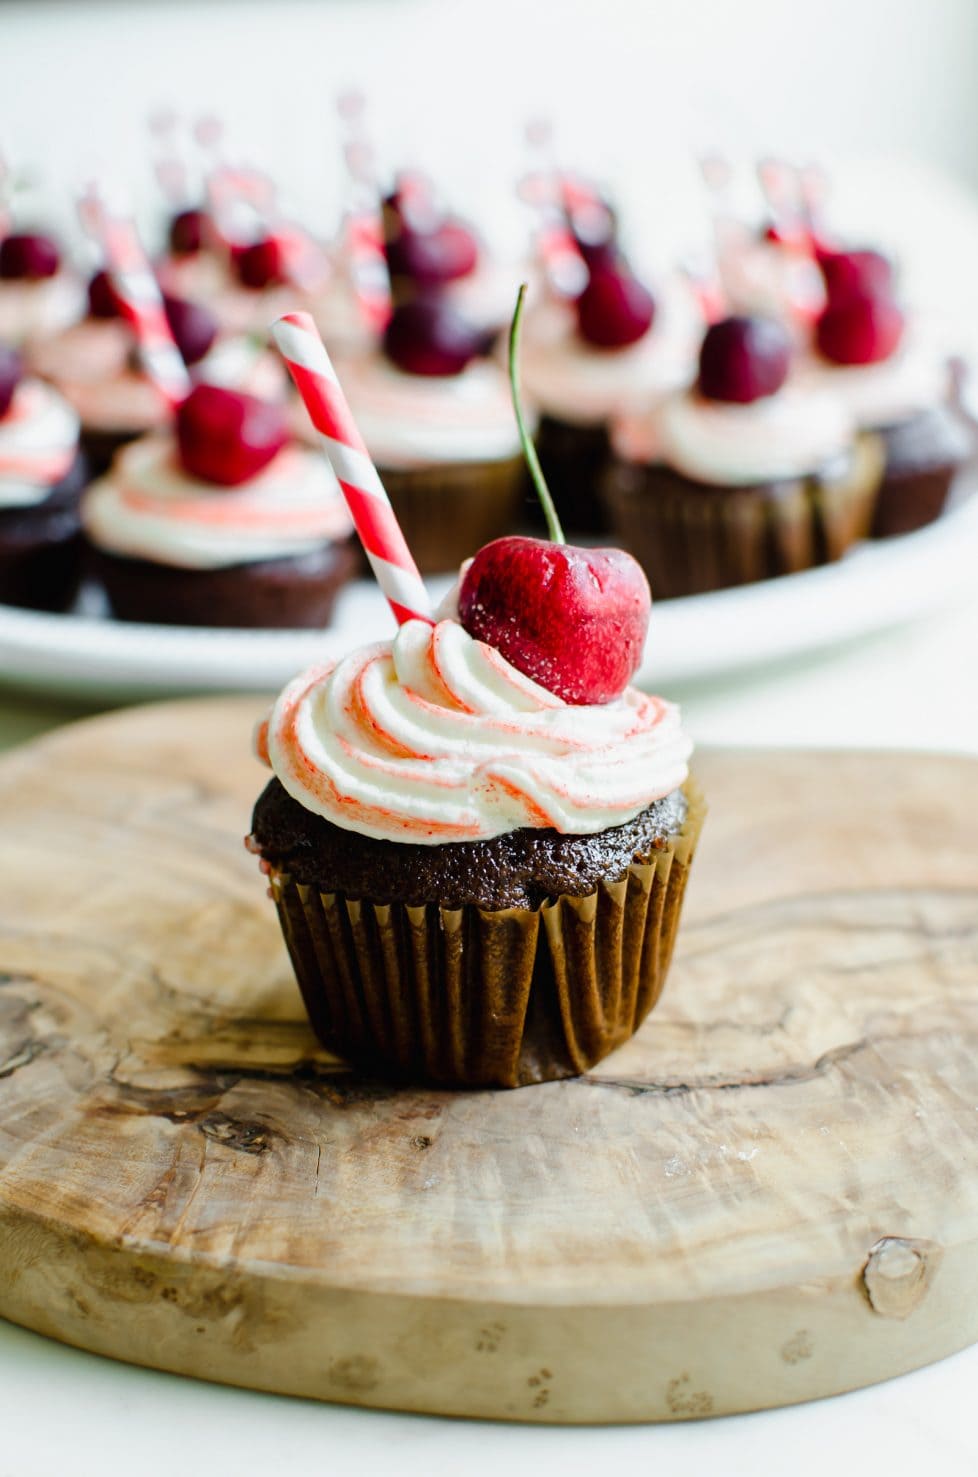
250 603 701 1089
518 269 696 535
0 349 88 612
82 383 355 627
804 262 972 538
321 297 531 574
31 273 287 477
604 314 883 599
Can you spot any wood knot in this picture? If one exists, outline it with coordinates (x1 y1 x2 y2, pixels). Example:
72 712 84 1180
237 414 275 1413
862 1236 940 1318
198 1112 272 1154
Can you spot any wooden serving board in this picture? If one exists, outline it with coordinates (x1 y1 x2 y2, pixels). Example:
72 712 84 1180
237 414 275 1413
0 697 976 1424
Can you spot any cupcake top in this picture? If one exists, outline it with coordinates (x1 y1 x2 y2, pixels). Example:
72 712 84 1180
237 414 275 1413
0 232 85 347
800 248 951 428
517 284 695 426
0 374 80 509
612 312 855 485
258 616 690 846
82 397 352 570
325 351 524 468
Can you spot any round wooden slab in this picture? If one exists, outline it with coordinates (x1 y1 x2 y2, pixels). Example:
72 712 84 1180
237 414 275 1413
0 697 976 1423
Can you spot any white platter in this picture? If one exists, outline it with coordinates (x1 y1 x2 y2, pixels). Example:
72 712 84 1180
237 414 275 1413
1 492 976 703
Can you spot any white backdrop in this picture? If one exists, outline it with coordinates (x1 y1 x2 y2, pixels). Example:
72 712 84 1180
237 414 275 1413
2 0 978 256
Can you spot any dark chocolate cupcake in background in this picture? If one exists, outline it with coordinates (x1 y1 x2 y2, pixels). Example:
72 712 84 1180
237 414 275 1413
802 249 973 538
320 296 530 575
0 346 89 612
82 383 355 627
603 313 883 599
516 243 696 536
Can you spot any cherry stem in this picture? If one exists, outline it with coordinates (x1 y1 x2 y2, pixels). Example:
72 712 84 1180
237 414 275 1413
509 282 565 544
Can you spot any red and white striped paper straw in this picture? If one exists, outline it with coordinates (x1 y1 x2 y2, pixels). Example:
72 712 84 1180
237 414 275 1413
78 187 190 408
272 310 431 627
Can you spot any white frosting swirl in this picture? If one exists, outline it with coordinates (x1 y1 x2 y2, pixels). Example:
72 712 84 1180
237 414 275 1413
613 385 855 484
516 284 698 426
798 341 951 429
0 273 86 346
326 353 525 468
82 434 353 569
0 379 79 508
262 618 691 845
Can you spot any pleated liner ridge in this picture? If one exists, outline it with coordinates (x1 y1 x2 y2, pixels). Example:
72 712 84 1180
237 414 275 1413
269 781 705 1089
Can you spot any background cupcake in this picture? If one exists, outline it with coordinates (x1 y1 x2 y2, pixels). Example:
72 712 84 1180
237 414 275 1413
327 295 530 573
803 248 973 537
82 383 355 626
603 313 883 598
0 346 88 612
0 229 85 348
518 241 696 535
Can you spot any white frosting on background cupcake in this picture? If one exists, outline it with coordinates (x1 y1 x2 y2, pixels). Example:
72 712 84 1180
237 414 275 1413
797 339 951 429
82 433 352 568
0 272 86 347
613 384 855 484
0 379 79 508
330 353 526 468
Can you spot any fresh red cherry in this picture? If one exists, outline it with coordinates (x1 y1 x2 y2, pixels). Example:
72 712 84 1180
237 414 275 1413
817 248 894 304
576 268 655 349
698 315 791 403
163 293 218 366
176 384 288 486
0 346 23 419
459 537 651 705
815 291 904 366
0 233 60 280
87 270 121 320
384 297 482 376
234 237 288 289
168 208 209 256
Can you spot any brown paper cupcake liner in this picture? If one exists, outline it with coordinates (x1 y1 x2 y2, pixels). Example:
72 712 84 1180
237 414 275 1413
269 781 705 1089
532 415 613 536
379 455 528 574
601 434 884 600
870 406 976 538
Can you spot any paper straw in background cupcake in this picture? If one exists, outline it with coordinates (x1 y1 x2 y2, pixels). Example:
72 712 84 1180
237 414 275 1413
335 91 391 330
77 184 191 408
273 309 432 625
757 156 809 248
518 119 587 298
